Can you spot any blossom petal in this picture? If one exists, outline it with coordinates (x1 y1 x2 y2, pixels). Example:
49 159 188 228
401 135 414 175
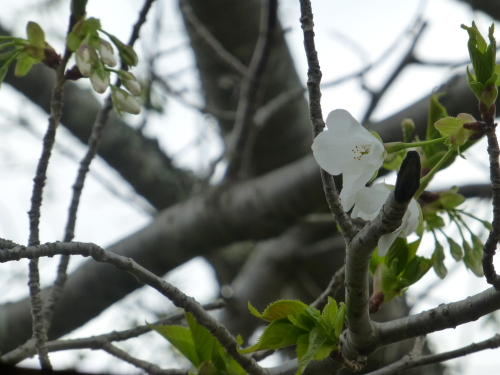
350 184 391 221
378 231 401 257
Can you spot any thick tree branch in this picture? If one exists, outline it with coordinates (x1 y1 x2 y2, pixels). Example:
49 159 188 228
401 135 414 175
376 286 500 347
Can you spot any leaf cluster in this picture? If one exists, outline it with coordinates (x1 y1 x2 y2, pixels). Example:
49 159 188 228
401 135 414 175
461 22 500 108
240 298 345 375
370 236 432 304
0 22 57 86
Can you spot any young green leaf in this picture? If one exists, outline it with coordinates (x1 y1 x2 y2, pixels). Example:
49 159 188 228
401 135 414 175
439 191 466 209
14 53 37 77
320 297 337 327
385 237 409 276
399 256 433 285
26 22 45 48
287 311 318 332
296 327 328 375
447 237 463 261
185 312 214 364
332 303 346 339
463 240 484 276
248 300 309 322
148 324 200 367
239 318 306 354
432 240 447 279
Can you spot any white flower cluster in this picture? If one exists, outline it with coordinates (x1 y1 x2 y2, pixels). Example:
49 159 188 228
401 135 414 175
312 109 421 256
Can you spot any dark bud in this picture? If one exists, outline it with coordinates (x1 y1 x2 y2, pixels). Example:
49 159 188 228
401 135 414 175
394 150 421 203
369 291 385 313
419 190 440 204
479 102 496 125
463 120 487 141
65 65 84 80
42 48 61 70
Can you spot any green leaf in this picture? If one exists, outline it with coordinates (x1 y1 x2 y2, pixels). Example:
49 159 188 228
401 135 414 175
432 240 447 279
26 22 45 48
369 248 383 274
481 219 493 231
288 310 318 332
434 116 462 137
149 324 200 367
408 236 423 259
385 237 409 276
239 318 306 354
463 240 484 276
321 297 337 328
495 64 500 87
198 361 218 375
83 17 102 34
24 45 44 61
425 92 448 156
447 237 463 261
185 312 214 364
332 303 346 339
399 256 433 285
439 192 466 209
296 328 328 375
67 31 83 51
14 53 36 77
471 233 484 253
425 213 445 231
383 149 407 170
248 300 309 322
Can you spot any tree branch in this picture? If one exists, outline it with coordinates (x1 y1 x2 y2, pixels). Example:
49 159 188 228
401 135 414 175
376 286 500 347
482 120 500 289
101 342 187 375
1 301 225 365
298 0 358 242
224 0 278 180
0 243 266 375
365 333 500 375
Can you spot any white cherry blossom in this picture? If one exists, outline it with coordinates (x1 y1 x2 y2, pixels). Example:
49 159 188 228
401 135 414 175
350 183 421 256
312 109 385 212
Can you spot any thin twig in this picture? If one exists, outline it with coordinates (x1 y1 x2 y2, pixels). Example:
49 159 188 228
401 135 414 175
101 342 186 375
298 0 358 242
1 300 225 365
179 0 247 76
25 9 75 369
364 334 500 375
310 265 345 310
152 72 235 120
360 21 427 124
43 0 158 337
482 116 500 289
224 0 278 180
0 242 266 375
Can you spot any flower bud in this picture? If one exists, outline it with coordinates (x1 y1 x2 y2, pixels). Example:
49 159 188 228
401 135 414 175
111 86 141 115
76 43 96 77
108 34 138 67
90 64 110 94
118 70 141 95
99 39 117 67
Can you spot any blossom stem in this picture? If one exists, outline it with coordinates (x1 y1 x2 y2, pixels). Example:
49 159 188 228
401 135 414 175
384 137 447 154
415 148 455 198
